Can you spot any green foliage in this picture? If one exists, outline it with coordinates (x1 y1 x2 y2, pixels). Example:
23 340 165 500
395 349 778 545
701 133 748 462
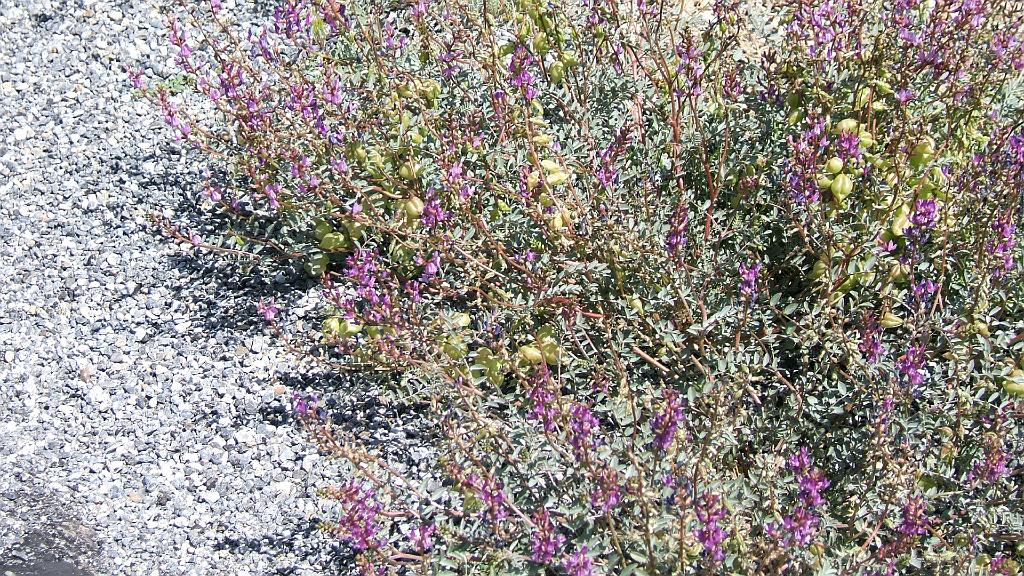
142 0 1024 573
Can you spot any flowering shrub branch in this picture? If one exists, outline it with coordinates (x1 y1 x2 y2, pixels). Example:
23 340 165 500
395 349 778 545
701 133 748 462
138 0 1024 573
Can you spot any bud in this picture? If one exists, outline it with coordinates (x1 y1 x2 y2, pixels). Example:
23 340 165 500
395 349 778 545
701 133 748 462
880 312 903 328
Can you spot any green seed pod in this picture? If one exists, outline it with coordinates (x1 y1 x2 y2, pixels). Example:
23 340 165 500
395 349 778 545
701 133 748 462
549 60 565 84
518 345 544 365
1002 369 1024 396
404 196 425 219
880 312 903 328
323 317 342 338
835 118 859 134
825 157 844 174
830 173 853 201
399 161 419 181
532 32 549 54
809 259 829 281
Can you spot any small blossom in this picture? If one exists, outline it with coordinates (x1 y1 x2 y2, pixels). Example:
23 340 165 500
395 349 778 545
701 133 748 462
465 473 508 521
407 523 435 552
836 130 862 161
910 199 938 230
264 182 282 209
897 344 927 388
333 481 384 551
769 506 820 548
969 434 1010 483
257 298 279 322
590 467 622 513
567 402 599 454
859 313 885 363
562 546 594 576
739 261 763 300
785 115 829 203
650 389 684 451
695 492 727 562
898 495 929 536
530 509 565 564
896 88 916 103
527 366 558 433
291 391 318 418
789 447 829 508
665 202 689 261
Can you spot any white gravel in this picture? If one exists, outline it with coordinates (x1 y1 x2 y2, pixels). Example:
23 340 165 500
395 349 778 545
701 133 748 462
0 0 433 574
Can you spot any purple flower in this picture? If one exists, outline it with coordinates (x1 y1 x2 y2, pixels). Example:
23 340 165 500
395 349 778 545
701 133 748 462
859 313 884 363
527 370 559 433
836 130 862 162
785 116 829 204
911 279 937 303
788 0 855 59
969 434 1010 483
334 481 383 551
257 298 279 322
990 217 1017 277
769 448 828 548
421 187 448 229
562 546 594 576
769 506 821 548
665 202 689 262
910 199 938 230
203 183 223 202
739 261 763 300
508 46 538 100
788 447 830 508
896 88 916 103
407 523 435 551
465 473 508 521
990 555 1016 575
897 344 927 388
567 402 599 454
590 467 622 513
291 391 318 418
345 249 395 321
673 36 705 99
127 67 144 90
650 389 685 451
897 496 929 536
529 509 565 563
331 156 349 174
418 251 442 283
264 182 282 210
695 492 727 562
274 0 313 40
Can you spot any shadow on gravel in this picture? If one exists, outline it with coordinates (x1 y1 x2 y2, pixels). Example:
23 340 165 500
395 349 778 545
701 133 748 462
0 491 97 576
137 155 435 575
134 149 319 336
164 249 317 335
212 518 358 575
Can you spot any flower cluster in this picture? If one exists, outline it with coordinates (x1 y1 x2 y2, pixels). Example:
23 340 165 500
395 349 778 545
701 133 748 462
530 509 566 564
785 116 829 204
332 481 384 551
650 389 685 451
464 472 508 522
768 448 829 549
695 492 728 563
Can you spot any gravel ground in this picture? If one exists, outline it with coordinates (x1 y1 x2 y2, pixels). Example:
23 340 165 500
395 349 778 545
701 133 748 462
0 1 432 574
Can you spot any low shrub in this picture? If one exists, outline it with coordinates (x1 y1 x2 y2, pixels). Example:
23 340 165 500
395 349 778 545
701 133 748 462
136 0 1024 573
